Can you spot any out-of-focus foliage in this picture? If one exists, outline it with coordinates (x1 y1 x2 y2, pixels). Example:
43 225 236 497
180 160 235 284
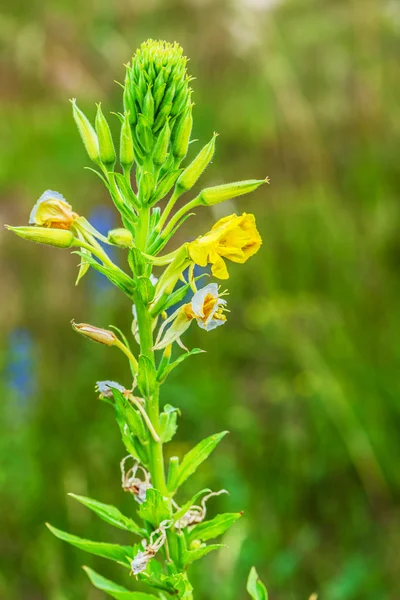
1 0 399 598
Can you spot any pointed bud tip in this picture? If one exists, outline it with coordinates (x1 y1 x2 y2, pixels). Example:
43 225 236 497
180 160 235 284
265 176 270 184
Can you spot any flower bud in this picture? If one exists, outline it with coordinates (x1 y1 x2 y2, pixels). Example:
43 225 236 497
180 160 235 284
152 119 171 168
71 99 100 164
107 227 133 248
71 321 117 346
95 103 116 168
120 113 135 171
198 178 268 206
175 133 217 194
136 114 153 154
6 225 75 248
172 106 193 161
143 86 155 126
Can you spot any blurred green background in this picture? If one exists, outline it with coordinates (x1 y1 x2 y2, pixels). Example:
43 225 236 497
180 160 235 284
1 0 399 598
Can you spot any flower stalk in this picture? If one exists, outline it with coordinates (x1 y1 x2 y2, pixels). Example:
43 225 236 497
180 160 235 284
7 38 269 600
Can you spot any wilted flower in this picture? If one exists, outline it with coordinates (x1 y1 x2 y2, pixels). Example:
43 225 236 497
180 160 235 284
130 519 173 576
120 455 152 504
174 489 228 530
29 190 77 229
188 213 262 279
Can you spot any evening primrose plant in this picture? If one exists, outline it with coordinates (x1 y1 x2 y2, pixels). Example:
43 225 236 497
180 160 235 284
7 40 268 600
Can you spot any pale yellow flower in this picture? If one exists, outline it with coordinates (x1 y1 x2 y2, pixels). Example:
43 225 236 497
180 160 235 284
29 190 77 230
188 213 262 279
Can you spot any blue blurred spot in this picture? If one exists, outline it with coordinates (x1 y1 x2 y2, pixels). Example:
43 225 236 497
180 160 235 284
6 328 36 406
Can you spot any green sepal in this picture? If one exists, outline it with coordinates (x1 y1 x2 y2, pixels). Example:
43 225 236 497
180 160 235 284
167 457 180 492
188 512 242 543
136 114 153 154
152 119 170 168
169 431 228 492
83 567 159 600
138 488 172 527
183 544 224 566
46 523 132 566
137 276 156 304
139 171 155 204
72 252 135 298
247 567 268 600
150 282 190 318
113 172 140 210
159 404 180 443
157 348 205 384
68 494 145 535
128 247 147 277
112 388 147 441
137 355 157 398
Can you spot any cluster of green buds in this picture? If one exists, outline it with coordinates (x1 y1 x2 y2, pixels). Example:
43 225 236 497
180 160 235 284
6 39 270 600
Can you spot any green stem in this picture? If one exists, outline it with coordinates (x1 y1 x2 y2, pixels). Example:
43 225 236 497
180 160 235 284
160 196 200 241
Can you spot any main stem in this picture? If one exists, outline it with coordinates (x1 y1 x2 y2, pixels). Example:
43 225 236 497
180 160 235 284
135 206 167 495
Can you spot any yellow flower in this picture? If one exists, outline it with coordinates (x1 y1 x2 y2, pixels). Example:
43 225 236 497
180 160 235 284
188 213 262 279
29 190 77 230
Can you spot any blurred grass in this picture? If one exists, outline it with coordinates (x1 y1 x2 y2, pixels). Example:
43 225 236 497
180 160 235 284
1 0 400 599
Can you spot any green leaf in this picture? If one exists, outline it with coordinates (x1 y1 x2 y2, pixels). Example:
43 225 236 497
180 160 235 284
183 544 224 565
157 348 205 383
138 488 172 527
138 354 157 398
46 524 132 566
161 573 193 600
112 388 147 441
188 512 242 543
68 494 145 536
159 404 180 443
170 431 228 491
83 566 158 600
247 567 268 600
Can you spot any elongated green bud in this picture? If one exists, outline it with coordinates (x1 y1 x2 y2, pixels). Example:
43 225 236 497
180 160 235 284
107 228 133 248
5 225 75 248
150 169 182 205
136 114 153 154
71 99 100 164
95 104 116 168
143 86 155 126
71 321 117 346
198 178 269 206
172 106 193 161
152 119 171 167
176 133 217 194
120 113 135 170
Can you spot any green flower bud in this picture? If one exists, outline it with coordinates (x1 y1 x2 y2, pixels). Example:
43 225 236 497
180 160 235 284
71 99 100 164
143 86 155 126
172 106 193 161
175 133 217 194
123 40 192 157
152 119 170 168
107 227 133 248
120 113 135 170
198 178 269 206
95 103 116 168
6 225 75 248
136 114 153 154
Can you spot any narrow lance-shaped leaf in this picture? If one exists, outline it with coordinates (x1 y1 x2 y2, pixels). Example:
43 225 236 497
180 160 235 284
83 566 159 600
247 567 268 600
46 523 133 567
68 493 145 535
169 431 228 491
188 512 242 543
183 544 224 566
